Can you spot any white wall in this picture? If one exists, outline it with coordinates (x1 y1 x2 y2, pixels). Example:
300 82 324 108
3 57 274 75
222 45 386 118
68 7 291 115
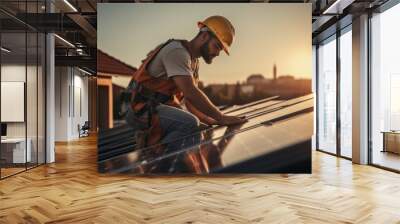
1 65 34 138
1 65 26 81
71 72 89 138
1 66 26 137
1 63 46 164
55 67 69 141
55 67 89 141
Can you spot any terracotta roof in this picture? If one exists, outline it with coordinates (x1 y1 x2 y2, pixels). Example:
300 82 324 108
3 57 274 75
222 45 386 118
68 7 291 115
97 49 137 76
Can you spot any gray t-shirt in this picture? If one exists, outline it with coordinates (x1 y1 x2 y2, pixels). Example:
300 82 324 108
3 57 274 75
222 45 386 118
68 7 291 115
147 40 194 79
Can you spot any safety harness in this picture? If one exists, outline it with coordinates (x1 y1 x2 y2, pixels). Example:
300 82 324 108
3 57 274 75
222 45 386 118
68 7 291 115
128 39 202 172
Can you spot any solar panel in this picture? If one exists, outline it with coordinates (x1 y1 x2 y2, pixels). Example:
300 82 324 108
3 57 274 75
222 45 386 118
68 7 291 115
97 95 284 161
98 94 313 174
200 94 313 139
223 95 280 114
98 125 137 161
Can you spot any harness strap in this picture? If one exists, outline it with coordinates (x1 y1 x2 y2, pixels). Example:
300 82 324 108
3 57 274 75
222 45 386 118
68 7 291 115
129 39 203 173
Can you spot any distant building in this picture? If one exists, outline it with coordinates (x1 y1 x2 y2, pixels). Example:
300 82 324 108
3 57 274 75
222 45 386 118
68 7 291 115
277 75 295 84
202 69 311 106
206 84 224 95
279 75 295 80
205 84 235 98
247 74 266 85
241 84 254 95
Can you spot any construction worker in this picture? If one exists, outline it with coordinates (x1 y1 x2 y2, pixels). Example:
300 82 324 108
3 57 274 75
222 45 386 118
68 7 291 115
125 15 248 172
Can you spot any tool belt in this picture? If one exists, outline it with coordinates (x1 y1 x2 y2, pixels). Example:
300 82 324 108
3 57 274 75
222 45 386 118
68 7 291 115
131 82 173 118
128 81 171 141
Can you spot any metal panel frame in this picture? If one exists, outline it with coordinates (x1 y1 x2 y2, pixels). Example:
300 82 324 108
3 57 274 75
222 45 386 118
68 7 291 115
315 19 353 161
0 0 47 180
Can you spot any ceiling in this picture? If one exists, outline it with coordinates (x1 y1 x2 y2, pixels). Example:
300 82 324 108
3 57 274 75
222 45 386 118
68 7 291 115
0 0 392 72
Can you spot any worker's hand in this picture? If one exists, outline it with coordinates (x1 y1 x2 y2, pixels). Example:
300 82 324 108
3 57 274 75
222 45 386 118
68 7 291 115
217 115 248 126
205 118 219 126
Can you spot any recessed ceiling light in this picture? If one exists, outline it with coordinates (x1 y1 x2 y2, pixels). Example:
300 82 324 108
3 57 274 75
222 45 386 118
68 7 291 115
54 34 75 48
1 47 11 53
63 0 78 12
78 67 93 76
323 0 354 15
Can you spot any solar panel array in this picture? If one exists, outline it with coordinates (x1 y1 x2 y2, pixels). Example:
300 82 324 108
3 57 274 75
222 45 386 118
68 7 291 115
98 94 313 174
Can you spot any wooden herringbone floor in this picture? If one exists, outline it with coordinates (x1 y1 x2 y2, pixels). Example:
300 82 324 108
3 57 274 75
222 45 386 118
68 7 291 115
1 135 400 224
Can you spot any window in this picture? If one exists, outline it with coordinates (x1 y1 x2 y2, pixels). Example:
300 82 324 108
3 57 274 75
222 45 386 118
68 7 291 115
339 27 352 158
371 2 400 171
317 35 337 154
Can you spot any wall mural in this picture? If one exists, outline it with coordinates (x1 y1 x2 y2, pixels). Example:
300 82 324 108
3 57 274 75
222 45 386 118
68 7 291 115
97 3 313 174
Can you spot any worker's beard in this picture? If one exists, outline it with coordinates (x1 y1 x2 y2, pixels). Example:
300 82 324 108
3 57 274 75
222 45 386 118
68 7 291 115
200 39 214 64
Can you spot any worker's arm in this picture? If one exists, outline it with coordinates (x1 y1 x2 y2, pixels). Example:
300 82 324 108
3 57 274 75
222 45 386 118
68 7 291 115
185 99 218 125
173 76 222 120
172 76 247 125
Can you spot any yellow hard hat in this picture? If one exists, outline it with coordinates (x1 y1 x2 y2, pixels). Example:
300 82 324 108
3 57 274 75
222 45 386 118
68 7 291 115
197 15 235 55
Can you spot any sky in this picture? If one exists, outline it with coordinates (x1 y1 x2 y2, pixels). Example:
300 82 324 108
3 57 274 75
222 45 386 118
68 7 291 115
98 3 311 85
